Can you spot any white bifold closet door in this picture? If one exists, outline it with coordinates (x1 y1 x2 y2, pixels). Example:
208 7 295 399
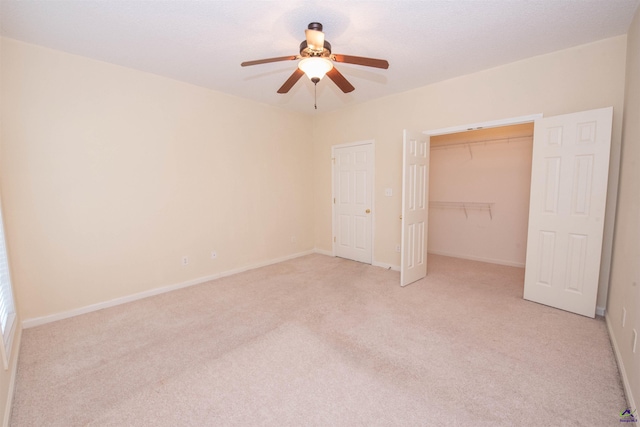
523 107 613 318
401 130 430 287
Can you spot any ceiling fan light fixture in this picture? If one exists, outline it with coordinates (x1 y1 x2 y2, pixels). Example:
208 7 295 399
298 57 333 81
305 28 325 51
241 21 387 97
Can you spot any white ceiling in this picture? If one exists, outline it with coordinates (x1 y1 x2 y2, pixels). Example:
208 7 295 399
1 1 638 115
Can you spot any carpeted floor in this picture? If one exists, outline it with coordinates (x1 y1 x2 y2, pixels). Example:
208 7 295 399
10 254 626 426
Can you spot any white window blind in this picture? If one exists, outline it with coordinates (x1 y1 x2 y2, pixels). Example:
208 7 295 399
0 203 16 369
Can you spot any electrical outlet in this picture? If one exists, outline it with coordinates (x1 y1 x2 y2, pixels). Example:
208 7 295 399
622 307 626 327
385 188 393 197
182 256 189 266
395 245 401 253
211 251 217 259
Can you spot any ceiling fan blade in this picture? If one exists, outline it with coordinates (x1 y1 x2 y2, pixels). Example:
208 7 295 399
326 67 355 93
241 55 298 67
277 68 305 94
332 54 389 69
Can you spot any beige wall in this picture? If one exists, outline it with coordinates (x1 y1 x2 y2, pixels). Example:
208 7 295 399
428 124 533 267
608 6 640 408
313 36 627 310
0 38 315 322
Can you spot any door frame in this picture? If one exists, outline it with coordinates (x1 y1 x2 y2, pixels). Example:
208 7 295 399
423 112 615 317
331 140 376 263
423 114 543 137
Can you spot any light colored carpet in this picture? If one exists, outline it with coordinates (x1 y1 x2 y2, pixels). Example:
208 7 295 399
10 254 626 426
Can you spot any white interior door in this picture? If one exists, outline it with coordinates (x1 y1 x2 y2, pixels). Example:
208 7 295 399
524 107 613 317
333 142 373 264
401 130 430 286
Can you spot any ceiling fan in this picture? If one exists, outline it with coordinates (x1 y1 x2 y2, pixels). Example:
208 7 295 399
241 22 389 98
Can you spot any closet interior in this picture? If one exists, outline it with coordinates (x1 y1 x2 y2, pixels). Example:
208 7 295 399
428 123 535 268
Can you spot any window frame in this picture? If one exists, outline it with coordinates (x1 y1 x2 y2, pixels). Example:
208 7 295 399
0 200 17 369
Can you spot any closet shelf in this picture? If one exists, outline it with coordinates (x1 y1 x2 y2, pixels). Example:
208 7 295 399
429 201 494 220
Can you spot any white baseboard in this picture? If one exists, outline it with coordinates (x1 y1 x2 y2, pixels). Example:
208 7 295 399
427 250 525 268
313 249 400 272
605 313 636 410
372 261 400 271
22 250 316 329
313 248 333 257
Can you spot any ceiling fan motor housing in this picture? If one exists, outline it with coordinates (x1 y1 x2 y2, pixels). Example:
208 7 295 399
299 40 332 57
302 22 331 57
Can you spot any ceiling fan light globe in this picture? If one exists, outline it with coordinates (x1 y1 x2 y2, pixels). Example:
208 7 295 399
298 57 333 81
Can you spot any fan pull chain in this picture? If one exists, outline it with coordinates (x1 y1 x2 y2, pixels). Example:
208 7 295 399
311 77 320 110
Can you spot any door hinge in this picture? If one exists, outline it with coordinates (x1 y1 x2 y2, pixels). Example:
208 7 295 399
333 236 336 243
332 157 336 164
333 197 336 204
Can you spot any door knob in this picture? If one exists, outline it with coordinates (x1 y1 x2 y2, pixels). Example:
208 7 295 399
365 209 371 214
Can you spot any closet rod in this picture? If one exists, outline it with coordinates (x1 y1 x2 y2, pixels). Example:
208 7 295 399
430 135 533 150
